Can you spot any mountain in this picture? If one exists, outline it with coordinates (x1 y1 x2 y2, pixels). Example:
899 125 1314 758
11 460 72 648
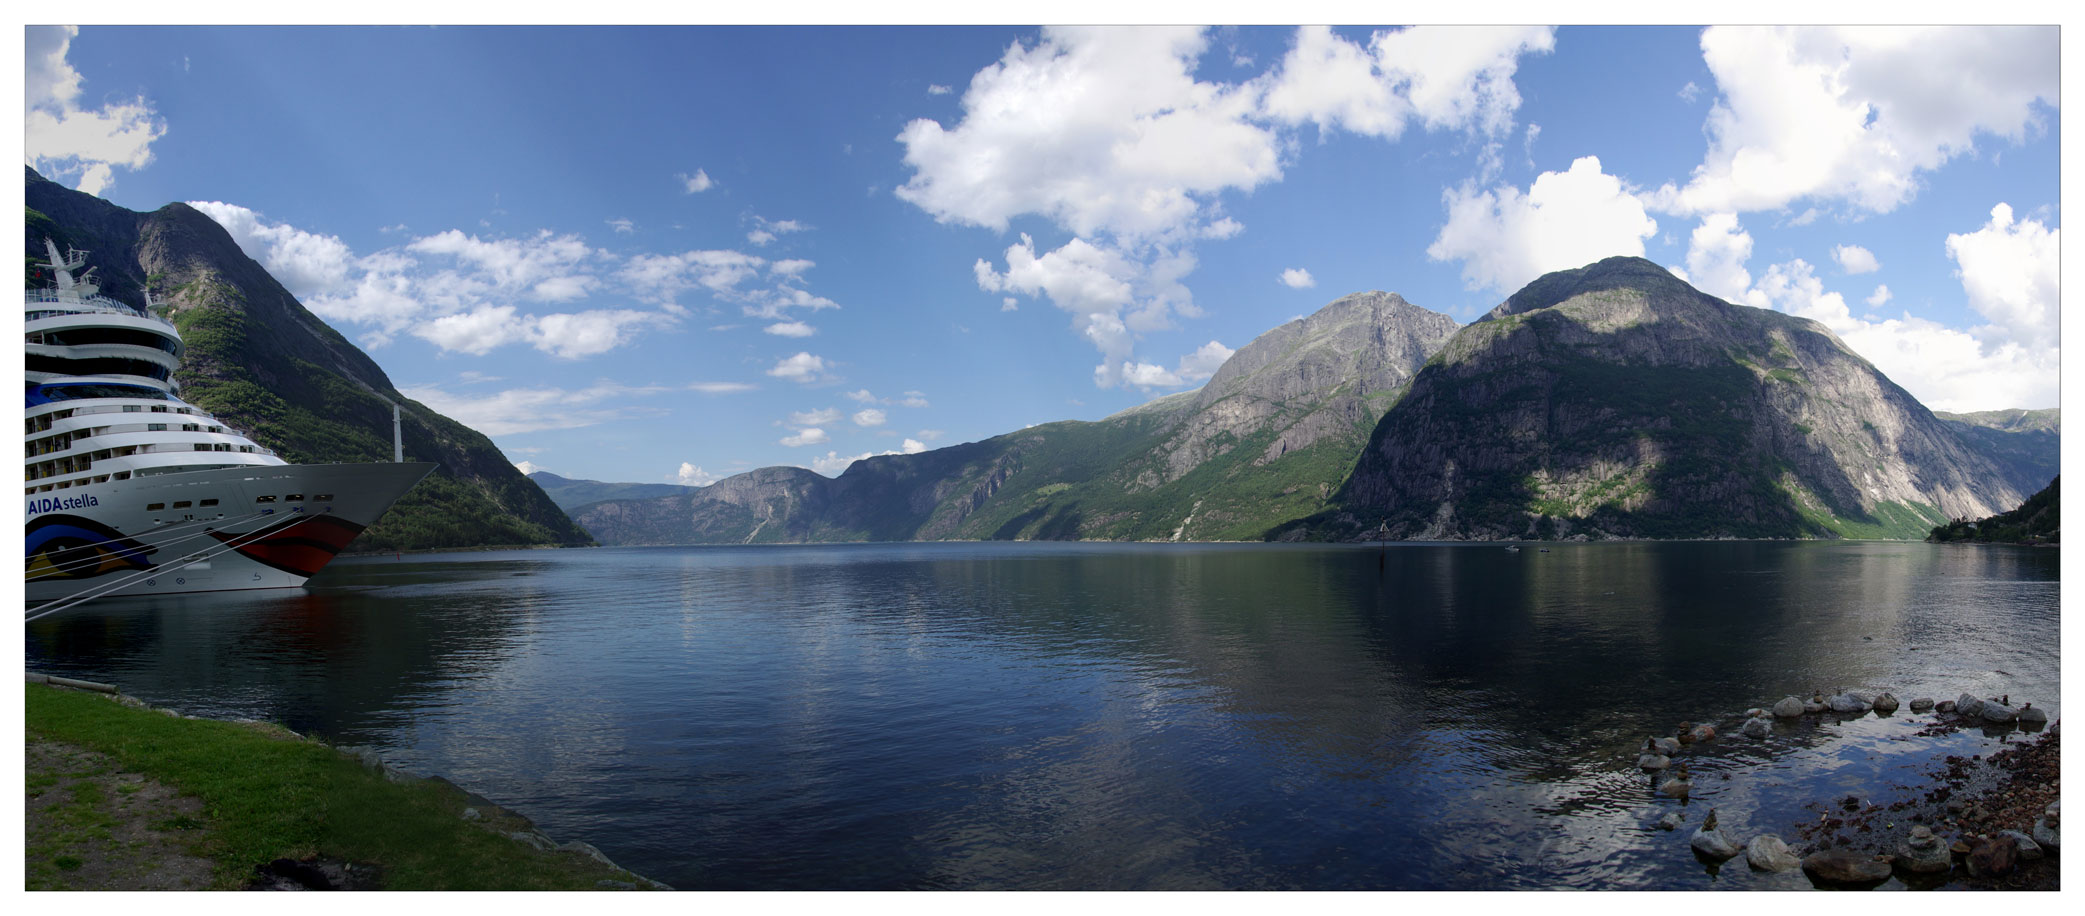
1928 475 2058 545
26 166 593 552
1303 256 2027 541
528 471 696 513
1931 408 2060 497
566 291 1460 545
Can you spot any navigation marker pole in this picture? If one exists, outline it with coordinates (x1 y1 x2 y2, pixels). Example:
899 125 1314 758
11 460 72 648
393 405 403 463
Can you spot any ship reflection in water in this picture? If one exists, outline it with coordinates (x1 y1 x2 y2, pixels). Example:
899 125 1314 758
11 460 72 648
26 541 2059 890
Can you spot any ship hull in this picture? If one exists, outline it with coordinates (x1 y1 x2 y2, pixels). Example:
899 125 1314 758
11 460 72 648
26 462 434 604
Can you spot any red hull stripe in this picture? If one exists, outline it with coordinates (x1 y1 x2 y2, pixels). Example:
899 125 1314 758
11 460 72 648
208 515 367 578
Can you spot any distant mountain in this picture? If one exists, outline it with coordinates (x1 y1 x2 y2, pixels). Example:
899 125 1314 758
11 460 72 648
528 471 696 513
1301 257 2027 541
1929 475 2057 545
1932 408 2060 497
26 166 593 552
566 291 1460 545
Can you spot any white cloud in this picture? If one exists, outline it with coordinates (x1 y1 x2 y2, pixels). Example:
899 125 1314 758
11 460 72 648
397 381 671 436
681 169 713 193
514 460 544 476
676 462 719 486
1866 284 1892 308
808 450 867 476
1832 244 1880 275
747 230 776 246
1001 297 1019 312
607 217 635 234
928 83 952 95
621 249 766 302
688 382 757 394
1657 26 2056 216
901 438 928 454
1945 202 2058 351
409 229 599 302
780 427 830 447
844 389 879 403
853 409 887 427
788 407 842 426
1428 156 1659 293
26 26 167 195
899 391 930 408
764 321 815 337
770 259 815 279
188 200 357 300
1176 340 1234 381
977 234 1203 387
1279 268 1315 289
897 26 1281 244
1681 212 1763 306
767 351 832 383
1751 258 2054 412
1257 25 1555 140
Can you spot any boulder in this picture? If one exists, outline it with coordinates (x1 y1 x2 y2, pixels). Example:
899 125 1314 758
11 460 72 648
1872 693 1899 714
1742 717 1771 739
2032 801 2059 851
1908 697 1934 712
1802 849 1892 885
1746 834 1801 872
1997 830 2043 862
1772 696 1805 718
1936 700 1956 713
1956 693 1985 718
1847 691 1877 705
1637 751 1670 771
1965 834 2019 878
1653 736 1682 756
1803 699 1827 714
1657 811 1685 831
1828 693 1870 714
2018 704 2048 725
1981 701 2019 723
1690 810 1741 861
1897 825 1951 874
1744 708 1766 719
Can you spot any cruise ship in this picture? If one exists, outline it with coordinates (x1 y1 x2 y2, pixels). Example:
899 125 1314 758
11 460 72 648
26 239 432 607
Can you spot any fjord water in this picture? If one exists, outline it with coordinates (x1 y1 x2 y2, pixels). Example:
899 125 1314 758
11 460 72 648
26 541 2058 890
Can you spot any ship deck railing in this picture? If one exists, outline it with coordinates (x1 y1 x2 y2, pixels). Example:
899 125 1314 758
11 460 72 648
26 295 178 329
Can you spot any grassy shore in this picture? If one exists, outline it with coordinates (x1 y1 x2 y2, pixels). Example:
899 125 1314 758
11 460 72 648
26 682 663 890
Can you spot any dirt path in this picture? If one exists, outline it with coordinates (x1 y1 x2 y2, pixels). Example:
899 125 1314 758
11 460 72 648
24 737 219 890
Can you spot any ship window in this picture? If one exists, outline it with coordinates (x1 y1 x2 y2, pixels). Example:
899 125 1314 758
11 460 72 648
124 405 141 412
114 472 130 480
285 494 304 502
151 406 167 413
173 501 191 509
148 423 166 431
182 424 199 432
200 498 218 507
195 444 212 451
147 503 165 511
312 493 334 501
255 495 276 504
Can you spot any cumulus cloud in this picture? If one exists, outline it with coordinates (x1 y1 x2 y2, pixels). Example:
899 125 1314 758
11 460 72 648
1279 268 1315 288
607 218 635 234
514 460 544 476
1866 285 1892 308
852 408 887 427
1656 26 2056 216
397 381 671 436
1118 340 1235 390
902 439 928 454
1751 258 2054 412
767 351 833 384
765 320 815 337
1428 156 1659 294
26 26 167 195
977 234 1203 387
1832 244 1881 274
928 83 952 95
780 427 830 447
844 389 880 403
1945 203 2058 351
688 381 756 394
899 391 930 408
1680 212 1763 306
1257 25 1556 140
787 407 842 426
676 463 719 487
681 169 714 193
187 201 356 300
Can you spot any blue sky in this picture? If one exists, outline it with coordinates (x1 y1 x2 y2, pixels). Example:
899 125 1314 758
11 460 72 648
25 23 2061 488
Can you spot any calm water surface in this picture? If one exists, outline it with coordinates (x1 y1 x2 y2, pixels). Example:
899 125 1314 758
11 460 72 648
25 541 2060 890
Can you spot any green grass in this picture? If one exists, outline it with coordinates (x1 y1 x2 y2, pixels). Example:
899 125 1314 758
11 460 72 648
27 685 661 890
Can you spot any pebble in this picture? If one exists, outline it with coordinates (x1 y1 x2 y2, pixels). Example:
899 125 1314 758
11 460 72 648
1657 811 1685 831
1908 697 1934 712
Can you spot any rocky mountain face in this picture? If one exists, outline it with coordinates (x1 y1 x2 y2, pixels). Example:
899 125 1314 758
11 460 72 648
564 291 1460 545
26 167 592 551
1928 475 2058 545
1308 257 2027 541
529 471 695 513
1932 408 2060 497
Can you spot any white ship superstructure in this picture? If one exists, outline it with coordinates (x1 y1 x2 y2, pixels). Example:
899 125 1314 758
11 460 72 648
26 240 431 605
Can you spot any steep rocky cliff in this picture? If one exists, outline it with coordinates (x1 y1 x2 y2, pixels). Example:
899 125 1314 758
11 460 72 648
1932 408 2060 497
26 166 592 551
1310 257 2025 541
